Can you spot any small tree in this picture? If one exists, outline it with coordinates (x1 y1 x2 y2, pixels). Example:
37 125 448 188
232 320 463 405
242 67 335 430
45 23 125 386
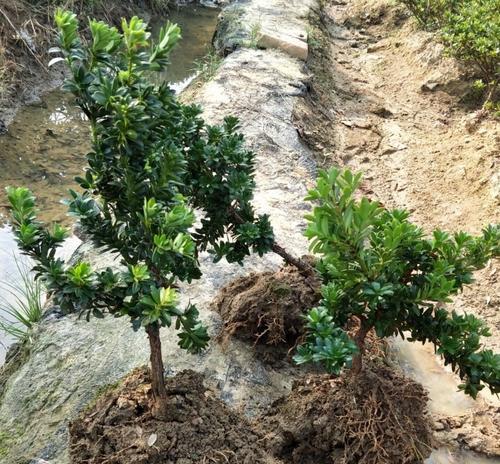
295 168 500 398
6 11 277 416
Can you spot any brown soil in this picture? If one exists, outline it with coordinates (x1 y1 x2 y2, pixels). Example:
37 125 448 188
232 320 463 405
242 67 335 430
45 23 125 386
69 368 279 464
69 363 430 464
262 363 433 464
298 0 499 456
213 262 321 361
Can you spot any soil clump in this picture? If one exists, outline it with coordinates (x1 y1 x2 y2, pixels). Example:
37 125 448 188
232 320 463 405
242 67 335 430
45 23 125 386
70 368 278 464
213 262 321 362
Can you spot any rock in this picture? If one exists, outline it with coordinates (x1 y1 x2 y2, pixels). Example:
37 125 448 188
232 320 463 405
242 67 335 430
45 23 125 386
433 420 445 431
380 121 408 154
25 95 47 108
341 118 372 129
258 30 308 61
370 105 393 118
4 343 21 364
421 81 439 92
214 0 314 57
367 42 385 53
490 172 500 201
18 28 36 52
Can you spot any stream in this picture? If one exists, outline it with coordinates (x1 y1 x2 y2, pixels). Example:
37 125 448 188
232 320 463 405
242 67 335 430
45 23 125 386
0 5 498 464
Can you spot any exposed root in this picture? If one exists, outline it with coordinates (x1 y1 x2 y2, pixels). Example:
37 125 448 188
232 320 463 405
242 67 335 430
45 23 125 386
263 363 434 464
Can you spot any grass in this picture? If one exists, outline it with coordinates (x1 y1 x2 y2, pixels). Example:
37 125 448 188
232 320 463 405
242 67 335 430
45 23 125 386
0 256 45 344
193 47 223 82
0 31 15 100
244 21 262 49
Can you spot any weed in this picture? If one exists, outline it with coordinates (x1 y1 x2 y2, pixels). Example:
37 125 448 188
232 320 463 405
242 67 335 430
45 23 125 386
0 257 44 344
193 47 223 81
305 25 321 49
244 21 262 49
484 100 500 117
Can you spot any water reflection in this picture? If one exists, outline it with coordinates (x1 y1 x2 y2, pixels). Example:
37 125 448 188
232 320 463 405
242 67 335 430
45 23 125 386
49 103 88 124
391 337 500 464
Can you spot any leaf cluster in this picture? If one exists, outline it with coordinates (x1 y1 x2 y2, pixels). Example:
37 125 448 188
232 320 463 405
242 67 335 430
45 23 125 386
296 168 500 398
398 0 458 29
441 0 499 87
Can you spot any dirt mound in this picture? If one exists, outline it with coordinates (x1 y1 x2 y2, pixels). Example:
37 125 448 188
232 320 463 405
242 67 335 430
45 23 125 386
262 363 434 464
213 262 321 360
69 368 277 464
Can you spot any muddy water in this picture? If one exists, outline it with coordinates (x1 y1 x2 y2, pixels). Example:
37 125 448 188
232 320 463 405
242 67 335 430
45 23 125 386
426 449 500 464
391 336 477 416
392 336 500 464
0 5 219 363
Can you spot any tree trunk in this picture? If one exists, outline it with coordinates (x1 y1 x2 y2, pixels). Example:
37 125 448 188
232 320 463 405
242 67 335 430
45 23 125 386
229 208 315 276
351 319 371 375
146 324 169 418
271 242 316 276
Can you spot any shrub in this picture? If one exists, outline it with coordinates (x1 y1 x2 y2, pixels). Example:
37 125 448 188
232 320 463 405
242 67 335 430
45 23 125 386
441 0 499 96
7 10 276 416
398 0 454 29
295 168 500 399
399 0 499 102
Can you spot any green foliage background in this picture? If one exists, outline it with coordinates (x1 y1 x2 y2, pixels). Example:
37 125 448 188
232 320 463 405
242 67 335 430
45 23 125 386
399 0 499 100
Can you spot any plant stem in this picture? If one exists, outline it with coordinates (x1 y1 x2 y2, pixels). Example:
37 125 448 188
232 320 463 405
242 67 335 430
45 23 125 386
351 318 371 375
229 208 315 275
271 242 315 276
145 324 169 417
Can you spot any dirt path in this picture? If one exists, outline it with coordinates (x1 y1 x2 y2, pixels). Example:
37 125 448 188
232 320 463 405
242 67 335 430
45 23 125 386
297 0 499 456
